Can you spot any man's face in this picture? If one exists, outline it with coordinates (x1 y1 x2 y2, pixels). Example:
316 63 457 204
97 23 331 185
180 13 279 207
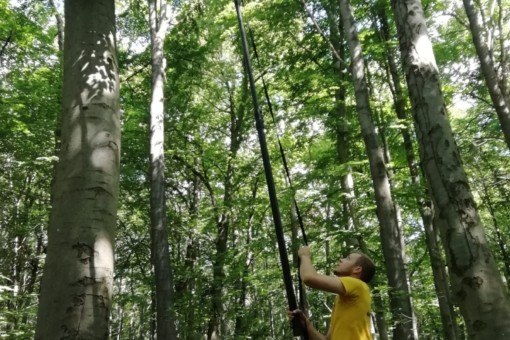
333 253 362 277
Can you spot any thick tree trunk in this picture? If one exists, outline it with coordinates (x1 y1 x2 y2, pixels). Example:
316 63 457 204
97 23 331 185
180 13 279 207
391 0 510 338
148 0 177 339
462 0 510 150
339 1 415 339
35 1 120 338
376 6 461 339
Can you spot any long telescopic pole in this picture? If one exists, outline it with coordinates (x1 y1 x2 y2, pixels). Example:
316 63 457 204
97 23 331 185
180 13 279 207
233 0 303 337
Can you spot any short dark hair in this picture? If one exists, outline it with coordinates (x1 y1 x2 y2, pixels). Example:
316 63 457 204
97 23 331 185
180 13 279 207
354 252 376 283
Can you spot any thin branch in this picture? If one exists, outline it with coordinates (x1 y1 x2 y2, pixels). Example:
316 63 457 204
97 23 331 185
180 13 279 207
0 30 13 61
123 61 151 82
468 91 494 106
298 0 347 67
172 154 217 208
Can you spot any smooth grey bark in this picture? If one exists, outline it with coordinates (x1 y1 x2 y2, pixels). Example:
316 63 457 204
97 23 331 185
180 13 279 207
376 5 461 339
391 0 510 338
35 0 120 338
48 0 64 53
326 2 389 338
148 0 177 338
462 0 510 150
327 0 360 237
368 66 420 339
339 1 415 339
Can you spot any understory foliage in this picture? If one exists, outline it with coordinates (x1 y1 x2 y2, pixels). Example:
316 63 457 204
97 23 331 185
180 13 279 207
1 0 509 338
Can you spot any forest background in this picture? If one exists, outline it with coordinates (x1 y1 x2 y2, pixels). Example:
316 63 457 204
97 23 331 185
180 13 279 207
0 0 509 339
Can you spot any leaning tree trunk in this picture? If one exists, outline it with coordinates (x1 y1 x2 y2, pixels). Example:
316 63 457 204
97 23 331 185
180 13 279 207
462 0 510 151
376 5 461 339
339 1 415 339
326 2 389 337
327 0 362 240
148 0 177 338
35 0 120 338
391 0 510 338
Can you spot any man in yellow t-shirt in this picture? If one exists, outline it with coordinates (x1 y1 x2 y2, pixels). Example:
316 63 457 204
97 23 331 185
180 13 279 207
289 246 375 340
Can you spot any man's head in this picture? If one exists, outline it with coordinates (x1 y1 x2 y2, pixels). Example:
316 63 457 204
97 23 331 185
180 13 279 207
333 252 375 283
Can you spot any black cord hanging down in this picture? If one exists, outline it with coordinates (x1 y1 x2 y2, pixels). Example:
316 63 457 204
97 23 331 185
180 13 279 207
245 23 308 247
234 0 304 337
244 23 310 322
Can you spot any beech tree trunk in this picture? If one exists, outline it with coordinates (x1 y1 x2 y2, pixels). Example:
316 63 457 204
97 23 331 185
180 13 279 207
391 0 510 338
148 0 177 338
326 2 389 338
339 1 415 339
327 0 361 239
376 6 461 339
35 0 120 338
462 0 510 151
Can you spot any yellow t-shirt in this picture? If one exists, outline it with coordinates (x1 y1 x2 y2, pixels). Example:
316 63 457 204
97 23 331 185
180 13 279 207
329 276 372 340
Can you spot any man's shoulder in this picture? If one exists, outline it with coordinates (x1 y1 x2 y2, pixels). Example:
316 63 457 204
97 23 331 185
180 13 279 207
339 276 368 286
339 276 370 295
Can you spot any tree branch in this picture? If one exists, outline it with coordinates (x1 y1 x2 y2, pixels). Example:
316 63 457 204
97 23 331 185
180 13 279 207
298 0 347 68
172 154 217 208
0 30 13 62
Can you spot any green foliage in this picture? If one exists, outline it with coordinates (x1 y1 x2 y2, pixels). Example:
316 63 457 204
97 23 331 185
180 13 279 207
2 0 510 338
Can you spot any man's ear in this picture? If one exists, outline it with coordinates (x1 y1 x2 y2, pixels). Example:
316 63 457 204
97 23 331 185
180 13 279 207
352 265 362 276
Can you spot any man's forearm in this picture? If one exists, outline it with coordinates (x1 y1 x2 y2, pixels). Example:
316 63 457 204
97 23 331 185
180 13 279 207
299 256 318 283
303 318 328 340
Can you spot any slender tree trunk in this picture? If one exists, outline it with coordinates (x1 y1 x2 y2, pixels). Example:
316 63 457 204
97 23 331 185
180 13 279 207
391 0 510 337
35 1 120 338
234 178 258 336
48 0 64 53
115 301 124 340
339 1 415 339
478 171 510 289
326 3 389 337
207 77 248 339
327 0 363 242
147 0 177 338
174 159 200 340
376 6 461 339
462 0 510 150
370 66 422 338
48 0 64 155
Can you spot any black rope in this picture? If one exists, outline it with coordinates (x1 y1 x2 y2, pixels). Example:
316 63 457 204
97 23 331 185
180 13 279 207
234 0 304 337
246 25 308 246
244 22 310 325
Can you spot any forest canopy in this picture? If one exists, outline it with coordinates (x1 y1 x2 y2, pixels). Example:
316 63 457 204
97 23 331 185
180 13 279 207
1 0 509 339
